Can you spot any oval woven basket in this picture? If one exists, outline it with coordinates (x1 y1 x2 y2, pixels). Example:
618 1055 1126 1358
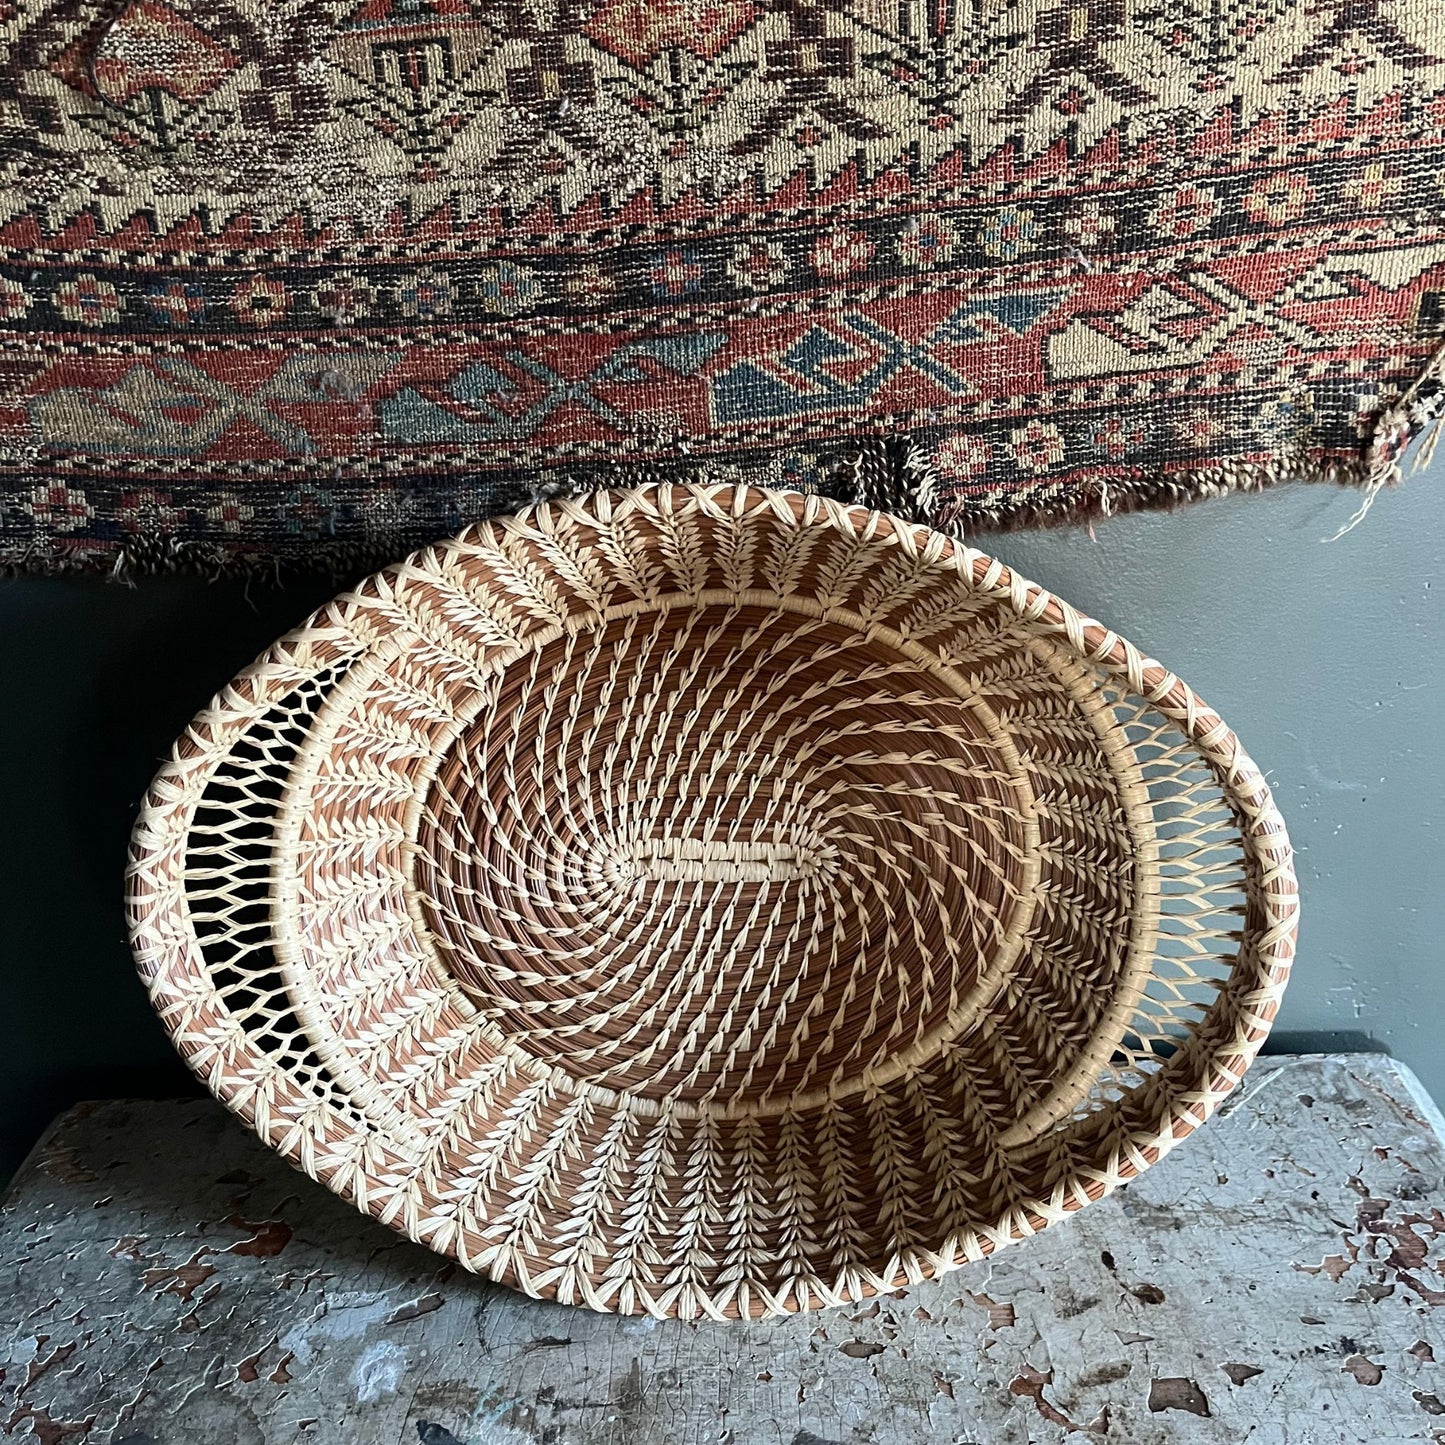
127 483 1297 1320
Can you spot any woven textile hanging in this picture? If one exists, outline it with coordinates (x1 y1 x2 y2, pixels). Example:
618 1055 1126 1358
4 0 1445 572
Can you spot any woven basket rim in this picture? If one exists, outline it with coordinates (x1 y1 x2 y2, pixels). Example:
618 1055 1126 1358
126 482 1298 1318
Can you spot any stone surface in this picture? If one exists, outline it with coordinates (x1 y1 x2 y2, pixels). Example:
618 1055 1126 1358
1 1054 1443 1444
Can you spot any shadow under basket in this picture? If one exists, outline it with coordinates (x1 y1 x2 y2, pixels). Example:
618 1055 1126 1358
126 483 1298 1320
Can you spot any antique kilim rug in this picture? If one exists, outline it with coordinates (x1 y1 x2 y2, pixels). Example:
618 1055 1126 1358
3 0 1445 572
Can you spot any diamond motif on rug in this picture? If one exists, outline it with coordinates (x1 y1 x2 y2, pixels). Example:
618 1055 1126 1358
61 2 240 105
1 0 1444 571
584 0 759 67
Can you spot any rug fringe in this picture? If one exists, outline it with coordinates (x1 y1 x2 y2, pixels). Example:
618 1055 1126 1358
1326 337 1445 541
0 534 403 587
4 375 1441 579
918 449 1370 540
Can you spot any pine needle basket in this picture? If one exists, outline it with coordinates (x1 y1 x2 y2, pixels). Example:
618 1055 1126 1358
127 483 1297 1320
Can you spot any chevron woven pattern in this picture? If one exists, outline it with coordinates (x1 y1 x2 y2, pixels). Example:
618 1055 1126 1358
125 485 1298 1316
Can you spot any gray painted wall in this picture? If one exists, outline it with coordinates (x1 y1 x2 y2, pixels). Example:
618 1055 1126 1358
0 470 1439 1183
